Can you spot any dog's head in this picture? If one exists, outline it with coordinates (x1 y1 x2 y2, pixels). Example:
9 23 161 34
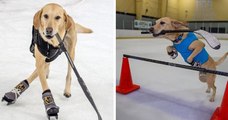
33 3 71 45
149 17 188 41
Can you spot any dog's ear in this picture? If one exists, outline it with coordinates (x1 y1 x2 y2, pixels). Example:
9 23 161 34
171 20 188 29
64 11 72 30
33 10 42 29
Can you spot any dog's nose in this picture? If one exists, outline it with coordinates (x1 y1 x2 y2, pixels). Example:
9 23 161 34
149 27 154 33
46 27 53 35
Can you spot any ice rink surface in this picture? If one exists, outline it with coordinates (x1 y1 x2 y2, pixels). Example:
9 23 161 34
116 38 228 120
0 0 114 120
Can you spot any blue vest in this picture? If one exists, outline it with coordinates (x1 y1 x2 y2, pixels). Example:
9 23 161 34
173 32 209 65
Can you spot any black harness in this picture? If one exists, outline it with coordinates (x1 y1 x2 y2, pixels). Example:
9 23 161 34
30 26 65 62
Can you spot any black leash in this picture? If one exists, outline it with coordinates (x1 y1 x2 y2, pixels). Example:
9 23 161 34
141 30 195 35
55 33 102 120
123 54 228 77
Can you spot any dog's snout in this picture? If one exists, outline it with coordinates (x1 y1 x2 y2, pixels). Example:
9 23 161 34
149 27 154 33
46 27 53 35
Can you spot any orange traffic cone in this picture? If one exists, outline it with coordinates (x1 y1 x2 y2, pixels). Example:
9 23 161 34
211 81 228 120
116 57 140 94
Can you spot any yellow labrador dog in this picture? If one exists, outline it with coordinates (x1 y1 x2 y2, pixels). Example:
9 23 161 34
150 17 228 102
2 3 92 118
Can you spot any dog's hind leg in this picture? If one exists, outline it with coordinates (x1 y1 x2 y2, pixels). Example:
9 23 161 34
206 84 211 93
64 47 75 98
207 74 216 102
64 63 73 98
199 71 207 83
64 36 76 98
198 72 211 93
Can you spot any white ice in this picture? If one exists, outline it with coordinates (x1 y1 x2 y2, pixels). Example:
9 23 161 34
0 0 114 120
116 38 228 120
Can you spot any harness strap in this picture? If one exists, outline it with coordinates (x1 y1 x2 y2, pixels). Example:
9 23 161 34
45 31 68 62
30 26 67 62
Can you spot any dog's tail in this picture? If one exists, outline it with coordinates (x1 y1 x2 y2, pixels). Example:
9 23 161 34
215 52 228 66
75 23 93 33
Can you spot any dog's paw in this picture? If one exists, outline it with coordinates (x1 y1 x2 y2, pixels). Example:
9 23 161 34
209 98 215 102
63 93 71 98
167 48 178 59
206 89 211 93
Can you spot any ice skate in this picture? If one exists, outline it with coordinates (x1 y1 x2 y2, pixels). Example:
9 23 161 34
2 80 29 105
42 89 59 120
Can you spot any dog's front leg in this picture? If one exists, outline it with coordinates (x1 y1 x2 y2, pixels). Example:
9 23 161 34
166 45 178 59
35 46 59 117
27 69 38 84
35 55 49 91
166 46 174 53
187 40 205 63
2 48 41 104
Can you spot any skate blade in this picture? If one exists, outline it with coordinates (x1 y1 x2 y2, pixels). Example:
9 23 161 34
6 102 15 105
2 97 15 105
47 114 58 120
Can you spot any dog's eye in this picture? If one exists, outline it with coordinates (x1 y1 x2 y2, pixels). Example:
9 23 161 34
44 14 48 19
160 21 165 25
55 16 61 20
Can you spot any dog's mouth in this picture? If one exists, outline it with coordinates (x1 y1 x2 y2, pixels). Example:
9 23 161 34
153 33 160 37
152 30 167 37
45 35 54 39
150 29 163 37
43 32 55 39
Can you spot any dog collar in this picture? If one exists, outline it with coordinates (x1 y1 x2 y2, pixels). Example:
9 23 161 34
173 34 183 43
